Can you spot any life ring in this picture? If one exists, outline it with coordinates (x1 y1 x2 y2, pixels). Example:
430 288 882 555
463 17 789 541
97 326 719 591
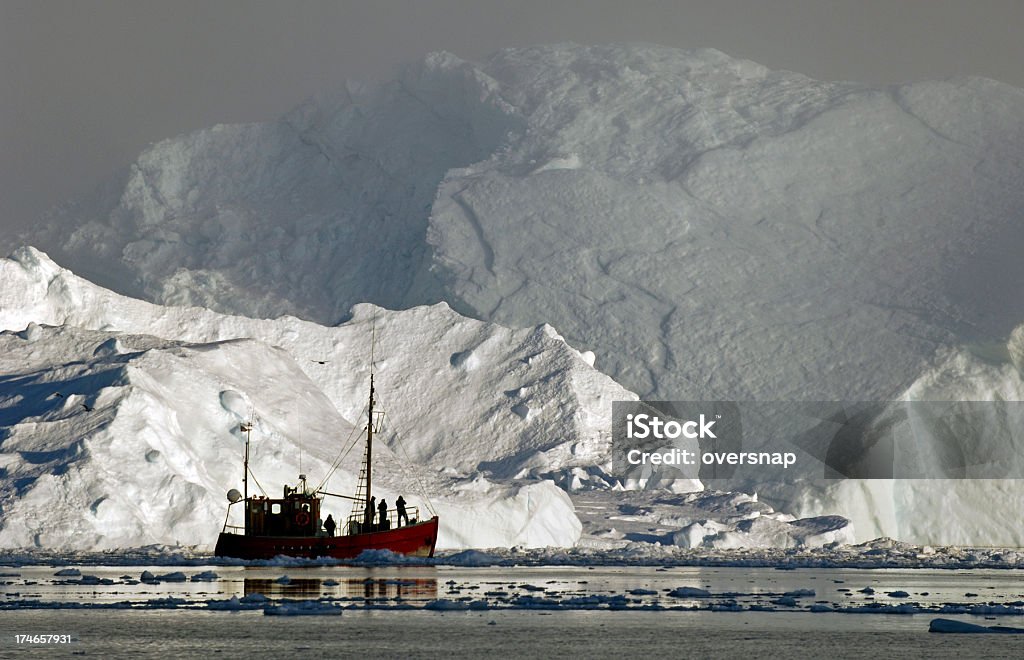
295 511 311 526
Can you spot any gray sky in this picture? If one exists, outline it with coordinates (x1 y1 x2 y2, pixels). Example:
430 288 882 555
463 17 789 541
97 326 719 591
2 0 1022 232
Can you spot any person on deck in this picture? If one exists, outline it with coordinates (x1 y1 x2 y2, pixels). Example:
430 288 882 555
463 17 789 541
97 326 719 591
324 514 336 537
365 496 376 529
396 495 409 527
378 499 388 530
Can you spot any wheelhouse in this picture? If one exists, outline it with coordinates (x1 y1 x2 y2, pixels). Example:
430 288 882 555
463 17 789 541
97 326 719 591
245 490 321 537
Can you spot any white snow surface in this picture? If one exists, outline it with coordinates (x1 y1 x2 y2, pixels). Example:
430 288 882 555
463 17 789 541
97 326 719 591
0 247 635 550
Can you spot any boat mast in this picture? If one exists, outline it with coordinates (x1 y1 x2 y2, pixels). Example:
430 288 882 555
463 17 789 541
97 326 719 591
365 373 374 512
242 417 251 532
363 316 376 526
242 421 251 501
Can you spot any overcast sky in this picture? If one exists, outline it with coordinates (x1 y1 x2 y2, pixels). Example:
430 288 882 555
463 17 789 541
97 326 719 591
2 0 1022 232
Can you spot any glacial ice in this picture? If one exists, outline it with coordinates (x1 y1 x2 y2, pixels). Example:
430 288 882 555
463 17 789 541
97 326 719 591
0 249 616 550
5 43 1024 547
23 44 1024 405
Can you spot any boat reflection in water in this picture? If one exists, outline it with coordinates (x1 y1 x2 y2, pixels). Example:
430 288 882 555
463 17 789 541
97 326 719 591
244 577 438 603
244 578 324 599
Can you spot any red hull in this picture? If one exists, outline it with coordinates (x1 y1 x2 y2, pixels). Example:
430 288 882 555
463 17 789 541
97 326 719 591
214 517 439 560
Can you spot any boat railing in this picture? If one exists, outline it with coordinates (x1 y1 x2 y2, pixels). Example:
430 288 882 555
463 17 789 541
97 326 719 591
344 505 422 535
223 524 245 534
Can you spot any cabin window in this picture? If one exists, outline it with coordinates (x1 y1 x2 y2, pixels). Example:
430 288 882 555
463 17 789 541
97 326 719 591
271 503 282 515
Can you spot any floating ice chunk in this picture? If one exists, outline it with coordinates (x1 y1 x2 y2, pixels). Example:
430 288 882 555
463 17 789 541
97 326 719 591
264 600 343 616
351 549 427 565
710 603 743 612
667 587 711 598
190 570 219 582
930 618 1024 634
442 550 502 566
783 589 816 598
145 597 187 607
155 571 187 582
424 599 470 611
207 596 263 611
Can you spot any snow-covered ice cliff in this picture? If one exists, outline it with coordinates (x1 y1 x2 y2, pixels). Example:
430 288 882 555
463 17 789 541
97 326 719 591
0 248 629 550
7 43 1024 547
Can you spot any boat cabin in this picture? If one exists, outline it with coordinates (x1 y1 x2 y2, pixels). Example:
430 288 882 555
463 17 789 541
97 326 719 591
245 487 321 537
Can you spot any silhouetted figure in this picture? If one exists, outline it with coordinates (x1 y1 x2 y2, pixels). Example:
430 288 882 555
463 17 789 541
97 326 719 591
378 499 388 530
364 496 376 530
324 514 336 537
396 496 408 527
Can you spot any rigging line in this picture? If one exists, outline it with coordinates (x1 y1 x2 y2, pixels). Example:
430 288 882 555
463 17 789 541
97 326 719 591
315 432 361 492
373 391 437 517
316 432 360 492
247 468 268 497
314 402 369 492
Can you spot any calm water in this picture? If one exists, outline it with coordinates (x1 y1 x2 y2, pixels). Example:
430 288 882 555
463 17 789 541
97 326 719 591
5 609 1024 659
2 565 1023 657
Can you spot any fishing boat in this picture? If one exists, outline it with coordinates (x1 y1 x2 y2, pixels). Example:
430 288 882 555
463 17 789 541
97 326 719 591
214 339 439 560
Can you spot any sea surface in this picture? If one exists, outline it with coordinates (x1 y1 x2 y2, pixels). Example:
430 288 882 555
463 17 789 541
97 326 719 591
2 565 1023 658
